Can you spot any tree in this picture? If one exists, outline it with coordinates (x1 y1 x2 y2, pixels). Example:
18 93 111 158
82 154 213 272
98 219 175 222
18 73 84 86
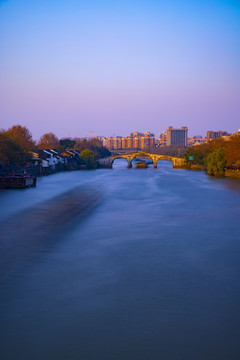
184 148 204 165
74 138 90 152
5 125 35 151
38 132 59 149
80 149 97 169
74 138 111 159
224 135 240 169
205 148 226 176
0 131 23 163
59 138 76 150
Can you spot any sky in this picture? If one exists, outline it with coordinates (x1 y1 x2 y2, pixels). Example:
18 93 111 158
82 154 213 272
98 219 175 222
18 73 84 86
0 0 240 139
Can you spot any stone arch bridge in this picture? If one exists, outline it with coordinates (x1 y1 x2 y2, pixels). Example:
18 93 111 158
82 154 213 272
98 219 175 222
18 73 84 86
98 152 186 169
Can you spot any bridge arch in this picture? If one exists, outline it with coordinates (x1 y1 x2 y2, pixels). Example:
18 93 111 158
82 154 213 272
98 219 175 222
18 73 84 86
128 153 153 167
111 156 132 168
154 157 174 167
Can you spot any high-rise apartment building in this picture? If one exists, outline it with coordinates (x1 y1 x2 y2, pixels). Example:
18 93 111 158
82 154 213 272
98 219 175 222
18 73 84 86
166 127 188 146
107 137 114 149
113 137 122 149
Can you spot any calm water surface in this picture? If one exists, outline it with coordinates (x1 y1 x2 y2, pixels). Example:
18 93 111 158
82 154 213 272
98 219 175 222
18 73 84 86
0 160 240 360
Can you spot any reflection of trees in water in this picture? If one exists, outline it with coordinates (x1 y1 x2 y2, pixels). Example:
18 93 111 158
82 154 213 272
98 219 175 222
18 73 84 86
224 179 240 194
0 185 102 278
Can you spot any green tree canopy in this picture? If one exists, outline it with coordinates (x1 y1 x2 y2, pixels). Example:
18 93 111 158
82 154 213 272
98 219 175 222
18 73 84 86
184 148 204 165
59 138 76 150
80 149 97 169
205 148 226 176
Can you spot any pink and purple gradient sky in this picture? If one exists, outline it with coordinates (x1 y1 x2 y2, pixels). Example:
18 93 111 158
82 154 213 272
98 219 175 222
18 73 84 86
0 0 240 139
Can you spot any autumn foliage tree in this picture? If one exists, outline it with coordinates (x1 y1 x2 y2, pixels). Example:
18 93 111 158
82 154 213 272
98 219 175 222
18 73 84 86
5 125 36 151
224 135 240 169
0 131 22 163
38 132 59 149
186 135 240 173
0 125 36 165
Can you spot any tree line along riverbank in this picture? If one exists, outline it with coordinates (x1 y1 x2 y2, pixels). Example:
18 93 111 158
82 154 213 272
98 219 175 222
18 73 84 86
184 135 240 179
0 125 111 175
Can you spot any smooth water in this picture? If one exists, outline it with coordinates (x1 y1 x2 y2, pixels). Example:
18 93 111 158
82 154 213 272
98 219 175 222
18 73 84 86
0 160 240 360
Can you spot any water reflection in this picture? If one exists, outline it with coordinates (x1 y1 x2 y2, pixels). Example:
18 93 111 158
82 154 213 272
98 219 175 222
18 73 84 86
0 185 102 279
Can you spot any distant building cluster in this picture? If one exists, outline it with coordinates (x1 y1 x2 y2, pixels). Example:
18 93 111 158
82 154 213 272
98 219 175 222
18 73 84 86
98 127 238 150
187 135 206 146
100 127 188 149
206 130 230 140
101 131 155 150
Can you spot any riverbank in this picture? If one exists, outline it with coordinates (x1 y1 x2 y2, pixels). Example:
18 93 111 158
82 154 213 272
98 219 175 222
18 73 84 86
184 164 240 180
225 169 240 179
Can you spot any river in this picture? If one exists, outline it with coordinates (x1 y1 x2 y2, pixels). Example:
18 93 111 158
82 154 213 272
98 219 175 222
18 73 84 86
0 160 240 360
